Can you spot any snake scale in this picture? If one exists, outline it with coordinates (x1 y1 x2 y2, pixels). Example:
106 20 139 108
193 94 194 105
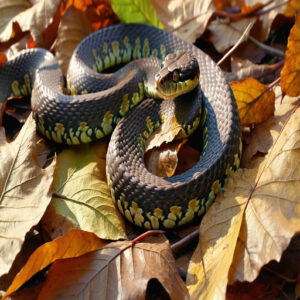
0 24 241 229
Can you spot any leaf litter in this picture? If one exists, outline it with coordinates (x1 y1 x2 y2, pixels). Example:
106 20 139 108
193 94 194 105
0 0 299 299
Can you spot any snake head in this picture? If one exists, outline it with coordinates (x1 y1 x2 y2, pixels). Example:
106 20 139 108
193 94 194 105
155 52 200 100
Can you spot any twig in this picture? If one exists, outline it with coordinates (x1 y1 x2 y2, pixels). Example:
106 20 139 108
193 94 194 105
217 21 255 66
263 266 298 283
171 229 199 254
267 76 281 89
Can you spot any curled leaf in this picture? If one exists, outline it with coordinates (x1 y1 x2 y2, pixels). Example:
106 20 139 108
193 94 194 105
3 229 107 299
230 77 275 126
281 14 300 97
37 235 188 300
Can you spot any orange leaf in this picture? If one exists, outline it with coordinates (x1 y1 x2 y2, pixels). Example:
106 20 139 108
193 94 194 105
284 0 300 17
240 2 263 15
281 14 300 97
0 52 6 68
3 229 107 299
230 77 275 126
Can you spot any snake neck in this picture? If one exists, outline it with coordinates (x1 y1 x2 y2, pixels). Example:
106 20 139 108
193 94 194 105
132 57 161 99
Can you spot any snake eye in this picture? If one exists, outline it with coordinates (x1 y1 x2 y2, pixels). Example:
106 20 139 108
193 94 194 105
173 70 179 82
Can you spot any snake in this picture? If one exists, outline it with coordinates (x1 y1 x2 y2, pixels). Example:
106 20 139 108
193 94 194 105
0 24 241 229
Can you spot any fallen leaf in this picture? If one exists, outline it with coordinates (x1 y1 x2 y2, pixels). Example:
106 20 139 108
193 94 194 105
55 6 93 75
229 103 300 283
0 53 6 67
41 141 126 241
226 57 283 82
187 103 300 298
284 0 300 17
0 114 55 277
145 140 183 177
230 77 275 126
0 0 61 47
151 0 215 43
37 234 188 300
3 229 107 299
281 14 300 97
111 0 163 29
242 86 298 168
208 18 255 52
240 2 263 14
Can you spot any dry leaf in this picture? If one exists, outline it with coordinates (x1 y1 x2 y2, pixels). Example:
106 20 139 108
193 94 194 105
281 14 300 97
187 104 300 298
230 77 275 126
0 114 55 277
208 18 255 53
242 0 286 42
55 6 93 75
0 0 61 46
151 0 216 43
226 57 282 82
41 141 126 241
145 140 183 177
3 229 107 299
284 0 300 17
37 235 188 300
0 53 6 67
242 86 298 167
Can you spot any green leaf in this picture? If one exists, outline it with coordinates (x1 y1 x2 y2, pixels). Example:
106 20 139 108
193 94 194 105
42 140 126 240
111 0 163 29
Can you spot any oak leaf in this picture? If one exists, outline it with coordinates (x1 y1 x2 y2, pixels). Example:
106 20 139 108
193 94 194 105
187 103 300 299
0 114 55 277
37 235 188 300
281 14 300 97
230 77 275 126
41 141 126 241
3 229 107 299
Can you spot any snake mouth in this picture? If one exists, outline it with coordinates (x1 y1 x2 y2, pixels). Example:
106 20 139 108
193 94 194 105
155 73 200 99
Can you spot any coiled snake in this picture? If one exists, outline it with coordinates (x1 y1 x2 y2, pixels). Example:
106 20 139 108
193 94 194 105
0 24 241 229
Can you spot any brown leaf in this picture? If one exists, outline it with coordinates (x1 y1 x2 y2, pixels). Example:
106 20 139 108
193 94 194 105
281 14 300 97
230 77 275 126
37 234 188 300
3 229 107 299
0 0 61 47
0 114 55 277
151 0 216 43
55 6 93 75
208 18 255 52
242 86 298 168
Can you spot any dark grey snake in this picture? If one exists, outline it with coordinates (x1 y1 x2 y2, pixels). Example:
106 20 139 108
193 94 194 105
0 24 241 229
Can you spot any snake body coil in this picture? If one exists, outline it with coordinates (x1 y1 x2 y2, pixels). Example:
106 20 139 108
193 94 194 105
0 24 241 229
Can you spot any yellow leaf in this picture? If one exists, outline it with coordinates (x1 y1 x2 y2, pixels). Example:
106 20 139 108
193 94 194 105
37 235 188 299
187 103 300 298
281 14 300 97
0 114 55 277
3 229 107 299
284 0 300 17
42 140 126 241
230 77 275 126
